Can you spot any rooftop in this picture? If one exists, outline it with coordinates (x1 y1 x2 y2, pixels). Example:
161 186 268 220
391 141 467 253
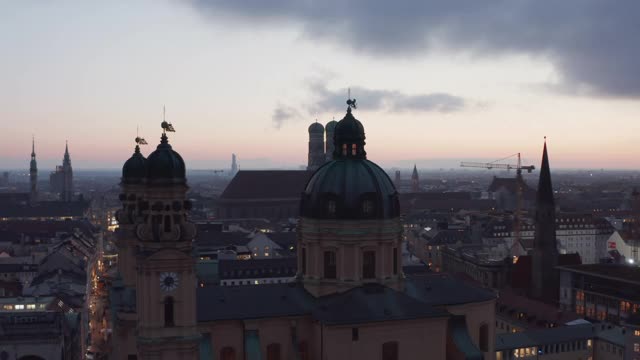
556 263 640 285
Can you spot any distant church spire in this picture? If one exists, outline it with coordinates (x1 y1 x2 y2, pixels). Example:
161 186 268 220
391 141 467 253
411 164 420 192
531 137 559 302
61 141 73 202
29 136 37 203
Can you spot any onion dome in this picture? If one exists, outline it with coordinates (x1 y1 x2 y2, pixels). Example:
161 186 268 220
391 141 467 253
325 120 338 133
146 133 186 185
308 121 324 134
300 107 399 220
121 145 147 184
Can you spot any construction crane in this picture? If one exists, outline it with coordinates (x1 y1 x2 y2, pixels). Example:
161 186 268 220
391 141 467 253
460 153 535 175
460 153 535 259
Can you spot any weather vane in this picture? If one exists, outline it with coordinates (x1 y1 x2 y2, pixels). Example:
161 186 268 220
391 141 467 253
346 88 357 109
161 105 175 133
135 126 147 145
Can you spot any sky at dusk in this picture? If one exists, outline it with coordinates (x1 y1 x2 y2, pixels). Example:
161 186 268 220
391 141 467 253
2 1 640 171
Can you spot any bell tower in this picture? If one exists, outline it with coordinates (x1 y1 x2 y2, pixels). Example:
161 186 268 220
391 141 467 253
134 120 199 359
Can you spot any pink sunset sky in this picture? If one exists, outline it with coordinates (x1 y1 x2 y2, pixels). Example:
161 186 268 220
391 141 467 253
2 1 640 170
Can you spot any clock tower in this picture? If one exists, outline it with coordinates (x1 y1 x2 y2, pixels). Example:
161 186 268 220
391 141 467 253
134 123 199 359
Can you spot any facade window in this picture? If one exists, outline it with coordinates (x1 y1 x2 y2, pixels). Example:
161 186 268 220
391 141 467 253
634 343 640 352
382 342 399 360
267 343 281 360
363 251 376 279
479 323 489 352
164 296 174 327
298 342 309 360
393 248 398 275
635 330 640 337
264 246 270 257
221 347 236 360
352 328 359 341
301 248 307 275
324 251 337 279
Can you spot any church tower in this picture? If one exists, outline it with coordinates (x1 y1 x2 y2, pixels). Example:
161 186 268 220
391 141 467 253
299 98 403 297
29 137 37 203
61 142 73 202
531 138 559 302
411 164 420 192
307 121 325 171
113 140 148 359
325 119 337 162
134 122 199 359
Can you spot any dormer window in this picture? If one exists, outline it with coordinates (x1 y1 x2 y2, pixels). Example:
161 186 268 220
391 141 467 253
327 200 336 216
362 200 373 216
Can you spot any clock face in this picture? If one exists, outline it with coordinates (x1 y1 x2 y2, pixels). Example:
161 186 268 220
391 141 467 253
159 272 179 292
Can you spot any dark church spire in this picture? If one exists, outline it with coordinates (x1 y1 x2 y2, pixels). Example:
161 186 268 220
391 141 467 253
531 137 559 302
29 136 37 203
537 138 554 207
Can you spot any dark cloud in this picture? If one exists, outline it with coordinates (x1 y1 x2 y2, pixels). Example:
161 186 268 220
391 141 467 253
188 0 640 97
272 104 301 129
308 80 466 114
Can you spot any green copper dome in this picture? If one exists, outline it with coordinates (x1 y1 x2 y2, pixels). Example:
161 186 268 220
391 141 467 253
146 134 186 185
300 107 399 220
122 145 147 184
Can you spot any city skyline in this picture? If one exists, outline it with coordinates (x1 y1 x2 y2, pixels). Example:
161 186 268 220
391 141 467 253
2 1 640 170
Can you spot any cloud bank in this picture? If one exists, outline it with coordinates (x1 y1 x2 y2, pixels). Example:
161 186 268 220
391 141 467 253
189 0 640 97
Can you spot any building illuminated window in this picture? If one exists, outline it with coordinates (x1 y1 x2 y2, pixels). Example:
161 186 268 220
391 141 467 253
26 304 35 309
634 330 640 337
2 305 12 310
14 305 24 310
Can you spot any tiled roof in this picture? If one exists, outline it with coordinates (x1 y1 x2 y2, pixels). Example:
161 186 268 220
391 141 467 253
197 273 494 324
0 200 89 218
220 170 312 200
556 264 640 285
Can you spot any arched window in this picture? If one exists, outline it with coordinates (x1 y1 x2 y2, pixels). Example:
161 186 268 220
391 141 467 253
164 296 174 327
220 347 236 360
479 323 489 352
267 343 281 360
351 144 357 156
342 144 347 156
382 341 399 360
324 251 337 279
363 251 376 279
